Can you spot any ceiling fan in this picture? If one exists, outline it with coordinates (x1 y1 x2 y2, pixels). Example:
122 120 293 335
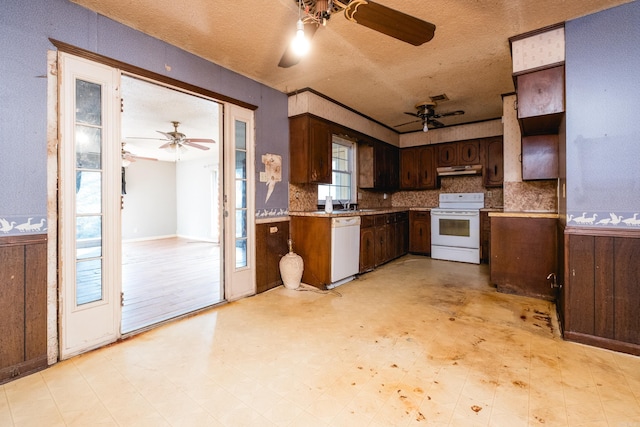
279 0 436 68
127 121 216 152
395 101 465 132
121 142 158 167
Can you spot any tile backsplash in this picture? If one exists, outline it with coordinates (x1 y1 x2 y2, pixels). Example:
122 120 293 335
392 176 503 209
504 180 558 212
289 176 505 211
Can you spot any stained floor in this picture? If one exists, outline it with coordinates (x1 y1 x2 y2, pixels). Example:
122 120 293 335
2 255 639 426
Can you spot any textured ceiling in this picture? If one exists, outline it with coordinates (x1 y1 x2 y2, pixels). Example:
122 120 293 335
72 0 631 134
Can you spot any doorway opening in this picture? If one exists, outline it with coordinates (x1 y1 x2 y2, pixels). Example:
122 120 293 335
119 75 224 333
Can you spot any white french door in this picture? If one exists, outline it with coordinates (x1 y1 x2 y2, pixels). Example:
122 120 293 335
58 53 256 357
58 53 121 359
223 103 256 300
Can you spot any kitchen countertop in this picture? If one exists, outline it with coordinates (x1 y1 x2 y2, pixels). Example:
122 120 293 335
290 207 506 218
489 211 558 219
289 207 411 217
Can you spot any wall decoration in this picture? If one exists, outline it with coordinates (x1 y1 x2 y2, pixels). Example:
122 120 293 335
0 216 48 234
566 212 640 227
260 153 282 203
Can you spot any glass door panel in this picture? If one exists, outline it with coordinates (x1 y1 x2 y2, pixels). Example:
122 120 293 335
234 120 248 268
74 79 105 306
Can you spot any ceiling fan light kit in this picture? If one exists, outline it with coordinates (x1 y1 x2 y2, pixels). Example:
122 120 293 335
395 100 465 132
279 0 436 68
125 121 215 161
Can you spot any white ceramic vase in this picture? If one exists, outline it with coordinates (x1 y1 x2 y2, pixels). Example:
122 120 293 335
280 239 303 290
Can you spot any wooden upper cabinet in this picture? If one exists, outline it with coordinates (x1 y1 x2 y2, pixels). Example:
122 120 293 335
400 146 436 190
360 139 399 191
437 143 457 167
418 146 436 189
400 148 418 189
522 134 558 180
438 140 481 167
484 137 504 187
517 65 565 135
289 114 332 184
458 140 481 165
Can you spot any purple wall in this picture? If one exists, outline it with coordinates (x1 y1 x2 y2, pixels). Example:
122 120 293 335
565 1 640 228
0 0 289 236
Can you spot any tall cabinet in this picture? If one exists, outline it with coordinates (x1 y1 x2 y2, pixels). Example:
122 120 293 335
289 114 333 184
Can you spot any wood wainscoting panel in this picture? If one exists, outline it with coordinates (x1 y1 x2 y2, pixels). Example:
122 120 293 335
0 246 26 371
256 220 290 293
613 237 640 346
563 227 640 356
0 234 48 384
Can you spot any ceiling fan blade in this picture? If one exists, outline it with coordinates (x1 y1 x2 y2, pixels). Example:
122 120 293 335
437 110 465 117
394 119 421 127
158 142 172 150
183 141 210 150
403 111 422 118
184 138 216 144
126 136 166 141
156 130 174 140
344 1 436 46
278 23 319 68
428 119 445 128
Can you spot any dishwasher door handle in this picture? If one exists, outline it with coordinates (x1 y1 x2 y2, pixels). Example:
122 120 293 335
331 216 361 227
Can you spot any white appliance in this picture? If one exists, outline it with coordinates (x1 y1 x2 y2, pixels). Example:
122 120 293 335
431 193 484 264
329 216 361 288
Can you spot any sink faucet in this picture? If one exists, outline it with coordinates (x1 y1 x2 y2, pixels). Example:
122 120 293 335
341 200 350 210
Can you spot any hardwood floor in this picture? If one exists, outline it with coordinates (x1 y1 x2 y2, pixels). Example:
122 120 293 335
121 237 222 333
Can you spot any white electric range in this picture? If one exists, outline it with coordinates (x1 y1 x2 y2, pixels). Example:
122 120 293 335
431 193 484 264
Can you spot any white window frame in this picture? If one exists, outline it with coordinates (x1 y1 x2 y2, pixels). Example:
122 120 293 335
318 135 357 206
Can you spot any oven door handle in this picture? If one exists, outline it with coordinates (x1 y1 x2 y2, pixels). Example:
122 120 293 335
431 211 479 217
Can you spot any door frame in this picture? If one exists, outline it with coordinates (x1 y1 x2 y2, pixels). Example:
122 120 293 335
57 52 122 359
49 41 259 360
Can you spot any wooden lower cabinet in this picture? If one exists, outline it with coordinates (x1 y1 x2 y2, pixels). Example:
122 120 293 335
359 215 376 273
395 212 409 258
291 212 409 286
480 211 490 263
409 211 430 255
290 216 331 288
360 212 408 273
374 221 389 267
490 216 557 300
256 220 289 293
563 228 640 356
1 235 48 385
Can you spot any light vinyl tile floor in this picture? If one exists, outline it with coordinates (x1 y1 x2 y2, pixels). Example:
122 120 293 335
2 255 640 426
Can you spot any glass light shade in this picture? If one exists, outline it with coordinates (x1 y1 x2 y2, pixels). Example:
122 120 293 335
291 20 310 56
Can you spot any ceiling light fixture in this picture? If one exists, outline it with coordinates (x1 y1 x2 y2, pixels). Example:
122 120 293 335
423 122 429 133
291 0 310 57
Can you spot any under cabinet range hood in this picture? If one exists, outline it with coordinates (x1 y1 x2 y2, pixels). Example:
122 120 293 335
437 164 483 176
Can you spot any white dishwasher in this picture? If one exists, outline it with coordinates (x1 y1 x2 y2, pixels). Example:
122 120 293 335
329 216 361 288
